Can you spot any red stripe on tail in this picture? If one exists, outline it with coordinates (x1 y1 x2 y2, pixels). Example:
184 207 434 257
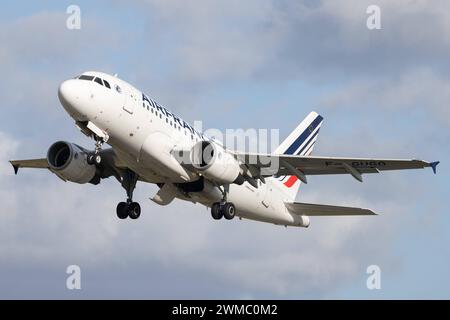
283 176 298 188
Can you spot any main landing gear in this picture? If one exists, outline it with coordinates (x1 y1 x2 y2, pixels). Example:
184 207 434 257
84 135 141 220
116 170 141 220
211 202 236 220
211 184 236 220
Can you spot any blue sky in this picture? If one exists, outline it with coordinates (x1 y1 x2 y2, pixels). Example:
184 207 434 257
0 0 449 299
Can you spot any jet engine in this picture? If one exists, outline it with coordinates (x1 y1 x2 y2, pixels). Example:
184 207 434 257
47 141 96 184
190 141 244 185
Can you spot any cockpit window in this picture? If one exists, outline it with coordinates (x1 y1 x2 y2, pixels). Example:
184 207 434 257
94 77 103 86
77 75 113 90
79 75 95 81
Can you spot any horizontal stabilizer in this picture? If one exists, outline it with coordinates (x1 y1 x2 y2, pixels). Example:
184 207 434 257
285 202 377 216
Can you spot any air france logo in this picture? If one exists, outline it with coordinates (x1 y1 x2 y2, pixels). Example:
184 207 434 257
142 93 204 141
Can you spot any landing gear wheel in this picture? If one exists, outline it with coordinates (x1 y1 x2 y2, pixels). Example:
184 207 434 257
116 170 140 220
211 202 223 220
87 154 95 165
128 202 141 220
87 153 102 165
116 202 128 219
223 202 236 220
94 154 101 165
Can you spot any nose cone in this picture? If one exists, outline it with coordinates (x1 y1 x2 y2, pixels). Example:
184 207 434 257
58 80 86 121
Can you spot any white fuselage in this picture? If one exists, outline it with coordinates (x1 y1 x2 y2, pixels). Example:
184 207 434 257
58 71 308 227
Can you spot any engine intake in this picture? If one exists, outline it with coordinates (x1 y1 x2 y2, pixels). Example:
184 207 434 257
47 141 96 184
190 141 243 185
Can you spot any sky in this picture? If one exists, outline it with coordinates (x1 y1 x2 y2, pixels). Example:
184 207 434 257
0 0 449 299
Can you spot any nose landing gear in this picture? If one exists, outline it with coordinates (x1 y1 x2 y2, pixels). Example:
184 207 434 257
87 138 105 165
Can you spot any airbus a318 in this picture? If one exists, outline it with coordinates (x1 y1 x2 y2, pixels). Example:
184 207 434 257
10 72 439 228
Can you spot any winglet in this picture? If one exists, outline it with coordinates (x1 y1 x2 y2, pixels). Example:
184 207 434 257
430 161 440 174
10 161 19 175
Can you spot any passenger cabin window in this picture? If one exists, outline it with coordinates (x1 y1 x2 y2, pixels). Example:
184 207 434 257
79 75 94 81
94 77 103 86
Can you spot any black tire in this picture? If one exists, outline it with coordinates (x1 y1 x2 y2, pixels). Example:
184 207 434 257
116 202 128 219
223 202 236 220
211 202 223 220
128 202 141 219
87 154 101 165
87 154 95 165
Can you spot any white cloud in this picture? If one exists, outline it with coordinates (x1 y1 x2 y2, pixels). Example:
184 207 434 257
318 67 450 127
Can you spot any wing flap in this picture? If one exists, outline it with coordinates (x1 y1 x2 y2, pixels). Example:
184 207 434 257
285 202 377 216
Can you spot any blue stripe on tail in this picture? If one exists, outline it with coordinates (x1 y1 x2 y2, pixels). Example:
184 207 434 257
284 115 323 155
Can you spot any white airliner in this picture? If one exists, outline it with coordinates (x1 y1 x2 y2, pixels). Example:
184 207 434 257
10 72 439 227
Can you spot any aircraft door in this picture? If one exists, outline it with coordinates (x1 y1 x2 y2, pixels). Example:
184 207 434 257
123 86 140 114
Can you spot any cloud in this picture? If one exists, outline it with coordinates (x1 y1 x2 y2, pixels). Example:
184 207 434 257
318 67 450 126
126 0 450 86
0 10 122 141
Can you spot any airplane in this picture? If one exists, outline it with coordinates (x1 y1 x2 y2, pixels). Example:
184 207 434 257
9 71 440 228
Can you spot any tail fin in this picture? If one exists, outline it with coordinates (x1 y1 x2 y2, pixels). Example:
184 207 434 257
274 111 324 201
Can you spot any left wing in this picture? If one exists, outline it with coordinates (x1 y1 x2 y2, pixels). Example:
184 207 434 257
9 158 49 174
234 153 439 183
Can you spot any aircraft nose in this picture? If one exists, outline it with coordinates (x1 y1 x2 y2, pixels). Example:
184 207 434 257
58 80 76 107
58 79 85 120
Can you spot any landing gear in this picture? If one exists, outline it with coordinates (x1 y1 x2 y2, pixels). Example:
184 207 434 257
116 170 141 220
128 202 141 219
116 201 141 220
87 153 102 165
211 203 223 220
222 202 236 220
210 184 236 220
116 202 129 219
87 138 104 165
210 202 236 220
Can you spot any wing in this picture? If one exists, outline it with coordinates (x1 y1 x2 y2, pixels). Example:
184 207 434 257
285 202 376 216
9 158 49 174
234 152 439 183
9 148 125 181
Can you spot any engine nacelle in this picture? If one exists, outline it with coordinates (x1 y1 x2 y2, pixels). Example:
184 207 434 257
47 141 96 184
190 141 242 185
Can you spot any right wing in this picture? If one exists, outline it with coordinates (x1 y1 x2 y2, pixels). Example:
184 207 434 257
285 202 377 216
234 153 439 183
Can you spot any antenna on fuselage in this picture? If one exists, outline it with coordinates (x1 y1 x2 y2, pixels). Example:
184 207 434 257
114 73 118 77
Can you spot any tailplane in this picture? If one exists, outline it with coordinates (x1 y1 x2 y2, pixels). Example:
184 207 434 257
285 202 377 216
